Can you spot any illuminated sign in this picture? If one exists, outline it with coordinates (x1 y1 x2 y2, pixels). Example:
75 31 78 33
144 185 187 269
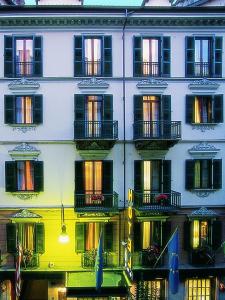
125 189 134 281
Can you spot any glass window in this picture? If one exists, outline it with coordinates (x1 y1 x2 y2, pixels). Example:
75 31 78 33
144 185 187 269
142 38 159 76
193 96 212 123
17 223 35 251
143 161 161 193
194 38 210 76
85 222 102 251
17 161 34 191
84 38 101 76
143 96 160 137
192 220 209 249
185 279 213 300
15 38 33 76
142 221 161 249
15 96 33 124
194 160 211 189
137 280 165 300
85 96 103 137
84 161 103 204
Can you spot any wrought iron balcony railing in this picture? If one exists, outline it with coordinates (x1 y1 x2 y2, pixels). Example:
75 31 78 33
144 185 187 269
15 61 34 77
74 120 118 140
84 59 102 76
74 192 118 211
142 62 160 77
81 251 108 268
191 246 215 266
133 191 181 210
194 62 210 77
133 121 181 140
16 252 39 269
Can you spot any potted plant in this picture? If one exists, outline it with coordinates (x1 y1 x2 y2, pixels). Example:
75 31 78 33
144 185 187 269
155 194 168 206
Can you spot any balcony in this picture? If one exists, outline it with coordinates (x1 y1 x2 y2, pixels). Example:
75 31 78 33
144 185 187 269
74 121 118 150
74 192 118 212
81 250 108 268
85 59 102 76
190 246 215 266
15 61 34 77
133 248 163 268
133 191 181 212
15 251 39 269
133 121 181 150
142 62 159 77
194 62 210 77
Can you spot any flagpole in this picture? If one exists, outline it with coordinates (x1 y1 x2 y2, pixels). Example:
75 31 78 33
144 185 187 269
153 226 178 269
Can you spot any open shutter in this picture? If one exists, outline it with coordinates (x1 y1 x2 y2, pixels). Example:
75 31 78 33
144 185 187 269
102 161 113 194
133 36 142 76
213 159 222 189
4 95 15 124
213 95 223 123
153 221 161 246
162 221 171 249
183 221 191 251
162 37 170 77
74 94 85 139
212 220 222 250
104 223 114 251
185 36 195 77
185 160 195 190
75 223 85 253
75 161 84 194
6 223 17 253
33 161 44 192
214 37 222 77
34 36 43 77
33 95 43 124
186 95 195 123
74 36 83 76
134 95 143 139
134 222 141 251
134 160 142 192
5 161 17 192
163 160 171 193
4 35 13 77
35 223 45 254
103 95 113 138
162 95 171 138
103 36 112 77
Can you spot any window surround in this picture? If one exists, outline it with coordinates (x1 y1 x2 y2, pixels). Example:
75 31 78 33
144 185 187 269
188 142 220 159
8 78 40 94
8 143 40 161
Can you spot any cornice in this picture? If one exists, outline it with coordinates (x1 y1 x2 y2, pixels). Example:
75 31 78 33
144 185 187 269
0 16 224 27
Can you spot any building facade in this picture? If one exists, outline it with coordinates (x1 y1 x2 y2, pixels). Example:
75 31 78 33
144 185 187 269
0 4 224 300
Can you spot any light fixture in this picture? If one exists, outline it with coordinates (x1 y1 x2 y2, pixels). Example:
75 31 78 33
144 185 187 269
58 204 69 244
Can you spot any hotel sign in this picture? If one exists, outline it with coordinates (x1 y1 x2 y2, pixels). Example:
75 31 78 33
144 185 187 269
125 189 134 281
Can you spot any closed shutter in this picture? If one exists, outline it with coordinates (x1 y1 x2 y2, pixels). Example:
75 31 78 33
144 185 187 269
213 95 223 123
162 95 171 138
103 95 113 138
102 161 113 194
33 95 43 124
162 37 171 77
4 95 15 124
134 160 142 192
163 160 171 193
34 36 43 77
74 94 85 139
5 161 17 192
133 36 142 76
134 95 143 139
153 221 161 246
183 221 191 251
186 95 195 123
134 222 141 251
214 37 222 77
6 223 17 253
185 160 195 190
33 161 44 192
75 223 85 253
211 220 222 250
4 35 13 77
162 221 171 249
185 36 195 77
35 223 45 254
75 161 84 194
213 159 222 189
104 223 114 251
103 36 112 77
74 36 83 76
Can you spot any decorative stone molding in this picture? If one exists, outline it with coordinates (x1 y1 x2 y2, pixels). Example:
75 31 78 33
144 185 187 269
8 78 40 94
188 79 219 93
10 209 42 219
188 142 220 159
78 77 109 93
9 143 40 160
192 124 216 132
12 125 37 133
191 190 214 198
78 150 109 160
138 150 167 160
137 78 168 94
188 206 218 219
12 193 38 200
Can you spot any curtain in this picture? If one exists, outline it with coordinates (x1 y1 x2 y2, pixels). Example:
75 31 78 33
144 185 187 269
85 38 101 75
200 221 208 246
143 222 151 249
85 223 102 250
16 39 33 75
86 96 102 137
17 223 35 250
194 161 201 188
142 39 158 76
194 97 201 123
17 161 34 191
143 96 160 137
15 96 33 124
84 161 102 203
193 220 199 249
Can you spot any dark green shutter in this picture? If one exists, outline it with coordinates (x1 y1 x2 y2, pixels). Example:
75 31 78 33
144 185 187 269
4 95 15 124
134 95 143 139
185 160 195 190
75 161 84 194
213 95 223 123
134 222 141 251
74 36 83 76
33 95 43 124
162 37 170 77
102 161 113 194
185 36 195 77
103 95 113 138
6 223 17 253
4 36 13 77
103 36 112 77
162 95 171 138
33 161 44 192
35 223 45 254
153 221 161 246
162 221 171 249
134 160 142 192
183 221 191 251
75 223 85 253
104 223 114 251
34 36 42 77
186 95 195 123
133 36 142 76
74 94 85 139
163 160 171 193
212 220 222 250
213 159 222 189
214 37 222 77
5 161 17 192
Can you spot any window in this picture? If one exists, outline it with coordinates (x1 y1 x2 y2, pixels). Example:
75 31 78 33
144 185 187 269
185 279 215 300
186 95 223 124
74 36 112 77
185 36 222 77
185 159 222 190
134 221 161 251
134 36 170 77
192 220 209 249
137 280 166 300
5 160 44 192
4 35 42 78
84 161 102 201
4 95 43 125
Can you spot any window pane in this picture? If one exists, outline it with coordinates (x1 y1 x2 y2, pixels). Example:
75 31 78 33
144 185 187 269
143 96 160 137
84 38 101 76
17 223 35 250
142 38 159 76
193 220 199 249
186 279 212 300
16 39 33 76
15 96 33 124
85 222 102 250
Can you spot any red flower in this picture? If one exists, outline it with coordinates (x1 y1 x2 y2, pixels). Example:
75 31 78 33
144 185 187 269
155 194 168 202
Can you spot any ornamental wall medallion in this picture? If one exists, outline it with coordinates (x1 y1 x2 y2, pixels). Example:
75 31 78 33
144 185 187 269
9 142 40 160
12 193 38 200
8 78 40 93
12 126 36 133
191 124 216 132
188 142 220 159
